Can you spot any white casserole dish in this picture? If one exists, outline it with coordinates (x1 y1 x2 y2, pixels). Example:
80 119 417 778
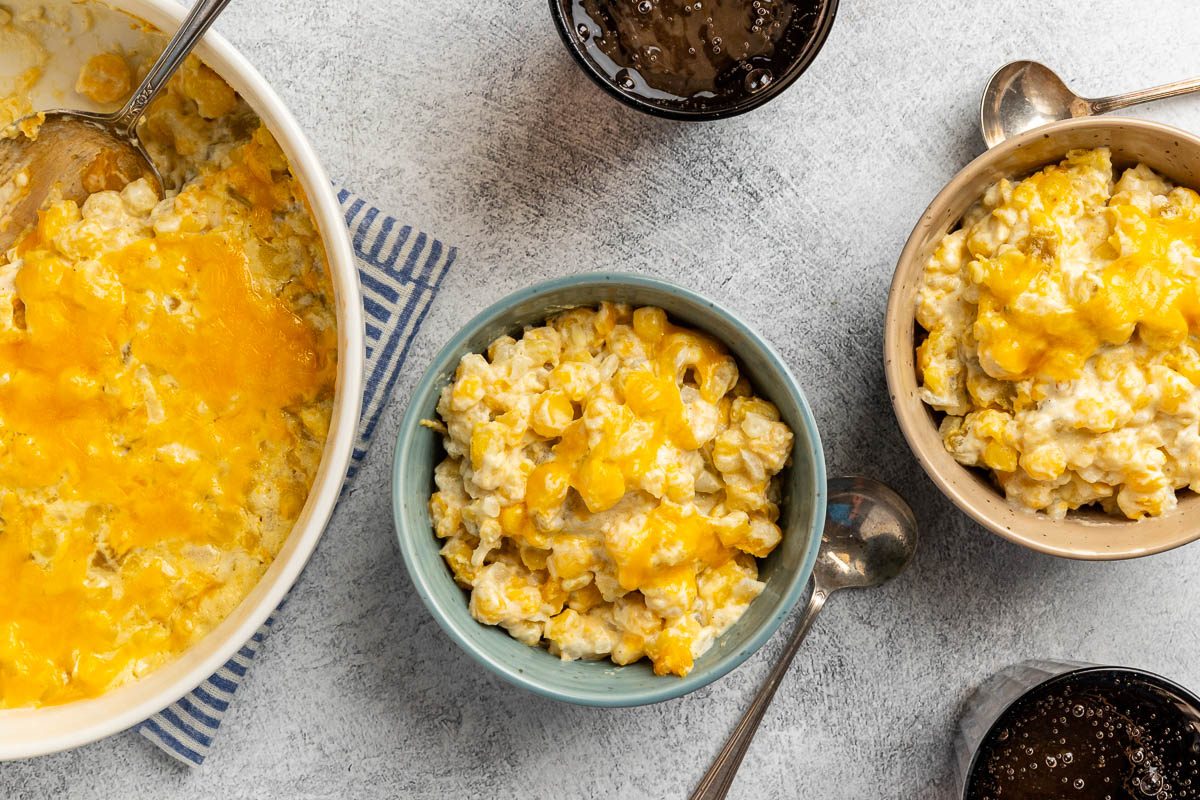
0 0 364 760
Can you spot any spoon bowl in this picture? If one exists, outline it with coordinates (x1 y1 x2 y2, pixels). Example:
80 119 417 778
0 112 159 250
817 476 918 593
980 61 1089 149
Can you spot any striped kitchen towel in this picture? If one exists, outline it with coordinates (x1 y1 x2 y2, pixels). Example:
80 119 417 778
137 185 457 766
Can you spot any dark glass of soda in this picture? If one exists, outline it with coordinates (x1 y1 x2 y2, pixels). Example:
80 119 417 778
958 661 1200 800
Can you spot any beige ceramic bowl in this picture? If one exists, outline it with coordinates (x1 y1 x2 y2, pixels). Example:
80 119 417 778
0 0 364 759
885 116 1200 561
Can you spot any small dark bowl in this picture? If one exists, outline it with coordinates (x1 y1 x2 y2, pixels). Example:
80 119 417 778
549 0 839 121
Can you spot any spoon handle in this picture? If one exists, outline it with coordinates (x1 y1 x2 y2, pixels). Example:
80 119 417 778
1089 76 1200 115
112 0 236 136
688 588 829 800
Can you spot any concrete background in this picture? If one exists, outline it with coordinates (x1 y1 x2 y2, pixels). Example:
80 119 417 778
5 0 1200 797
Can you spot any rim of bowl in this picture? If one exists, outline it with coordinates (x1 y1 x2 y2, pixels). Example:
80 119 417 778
960 664 1200 795
884 116 1200 561
547 0 840 122
0 0 364 760
392 272 826 706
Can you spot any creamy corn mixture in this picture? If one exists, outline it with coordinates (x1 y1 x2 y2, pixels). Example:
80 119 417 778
430 303 793 677
0 6 337 708
917 147 1200 520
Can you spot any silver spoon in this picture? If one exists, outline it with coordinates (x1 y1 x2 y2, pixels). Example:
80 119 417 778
689 476 918 800
980 60 1200 148
0 0 233 253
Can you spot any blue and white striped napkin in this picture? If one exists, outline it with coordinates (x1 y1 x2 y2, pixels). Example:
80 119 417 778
137 185 457 766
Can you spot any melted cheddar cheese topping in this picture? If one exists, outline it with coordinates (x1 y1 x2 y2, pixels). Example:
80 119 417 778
0 42 336 707
917 148 1200 519
430 303 793 676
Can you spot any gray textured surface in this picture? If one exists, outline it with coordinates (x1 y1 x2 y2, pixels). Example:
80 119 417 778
6 1 1200 798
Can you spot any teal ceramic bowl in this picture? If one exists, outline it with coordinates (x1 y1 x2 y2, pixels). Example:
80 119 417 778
392 274 826 706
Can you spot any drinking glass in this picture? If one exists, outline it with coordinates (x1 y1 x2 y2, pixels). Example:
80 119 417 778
954 660 1200 797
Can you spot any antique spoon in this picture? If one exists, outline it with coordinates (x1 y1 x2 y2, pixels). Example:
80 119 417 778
0 0 233 253
980 60 1200 148
689 476 918 800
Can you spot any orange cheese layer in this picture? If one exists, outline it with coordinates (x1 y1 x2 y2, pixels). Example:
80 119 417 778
432 299 796 676
451 305 784 677
0 151 336 708
967 156 1200 381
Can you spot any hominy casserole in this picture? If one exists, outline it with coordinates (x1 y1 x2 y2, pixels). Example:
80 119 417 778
0 6 337 707
429 303 793 677
917 147 1200 520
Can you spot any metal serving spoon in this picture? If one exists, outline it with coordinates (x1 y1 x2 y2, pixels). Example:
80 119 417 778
980 60 1200 148
689 476 918 800
0 0 233 253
